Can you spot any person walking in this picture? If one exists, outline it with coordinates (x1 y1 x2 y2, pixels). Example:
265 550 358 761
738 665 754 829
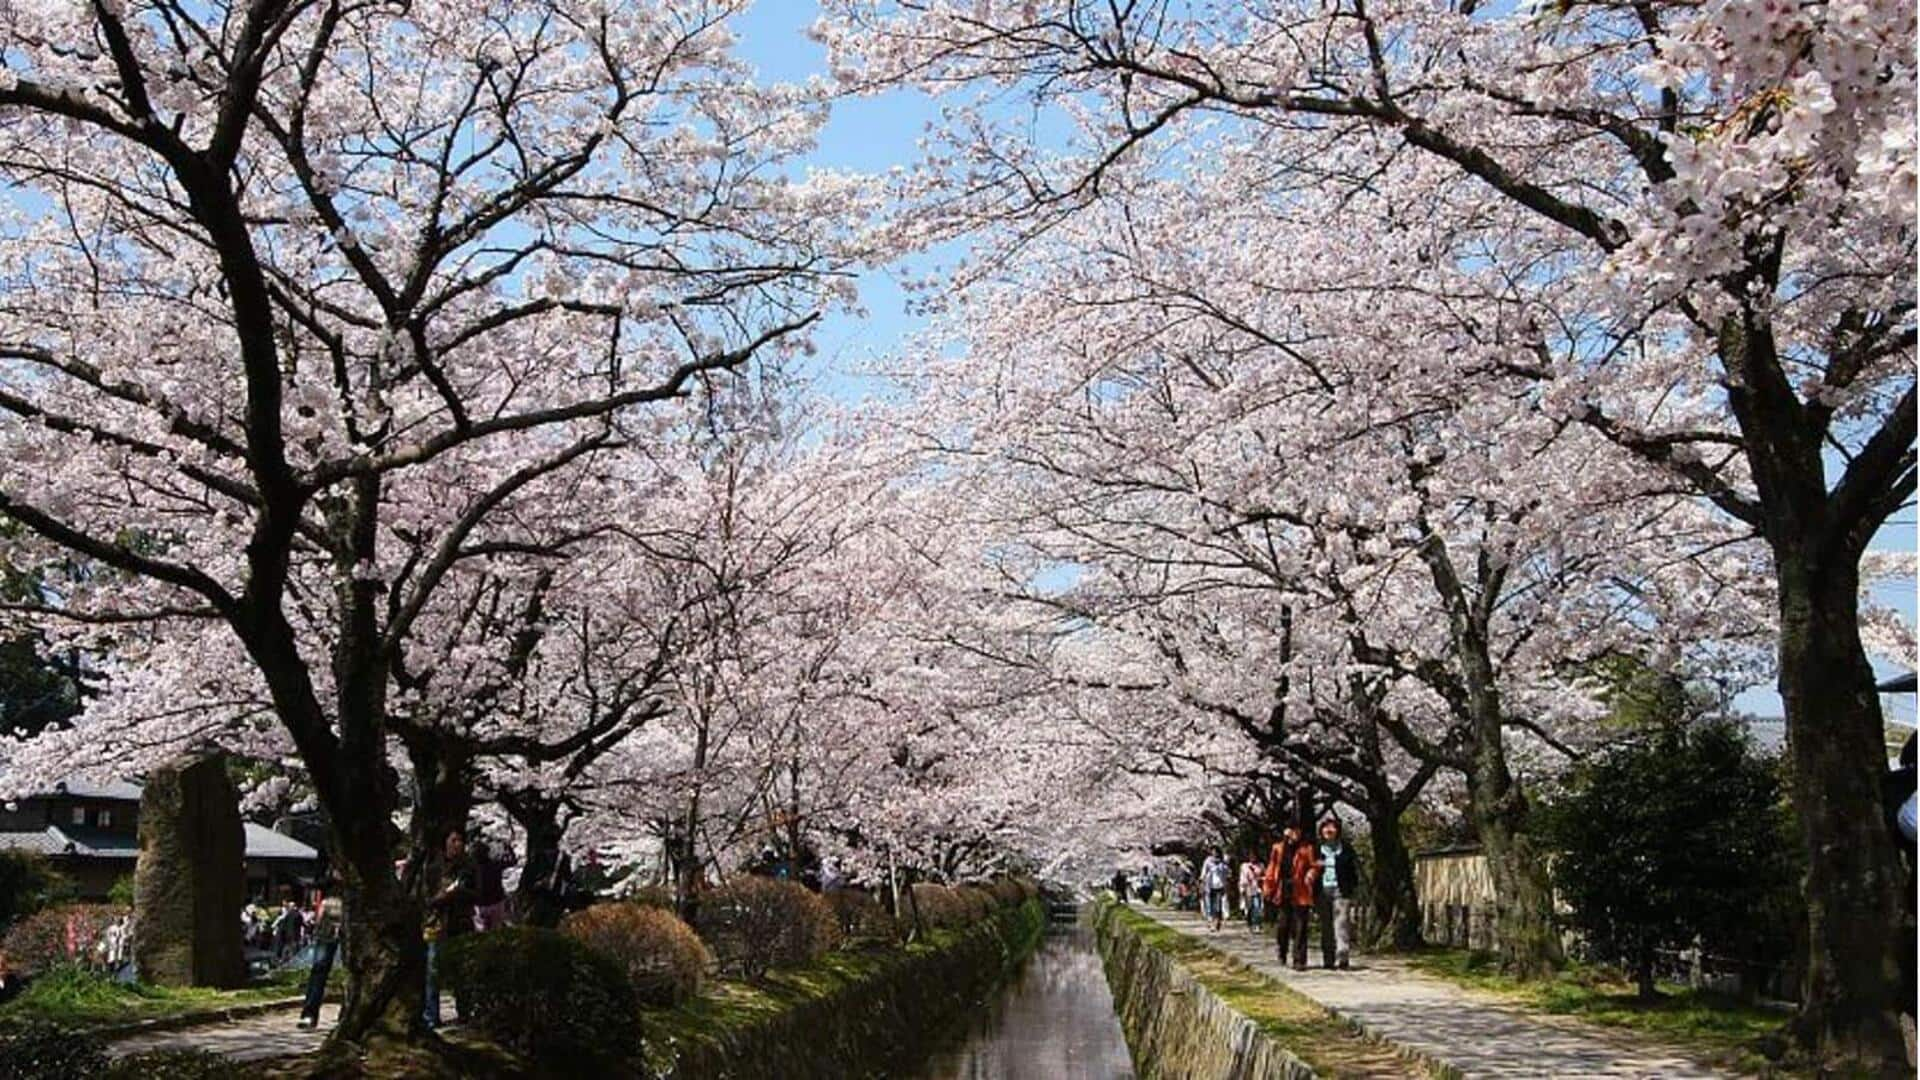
1239 850 1265 932
1110 868 1131 905
472 840 509 932
298 880 344 1030
1200 848 1231 931
422 830 477 1030
1315 817 1361 970
1262 826 1319 970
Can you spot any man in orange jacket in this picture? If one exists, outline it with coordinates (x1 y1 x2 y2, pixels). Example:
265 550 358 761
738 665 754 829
1261 825 1321 970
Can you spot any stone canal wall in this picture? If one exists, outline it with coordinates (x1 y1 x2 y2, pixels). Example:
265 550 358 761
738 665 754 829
1094 903 1316 1080
644 896 1046 1078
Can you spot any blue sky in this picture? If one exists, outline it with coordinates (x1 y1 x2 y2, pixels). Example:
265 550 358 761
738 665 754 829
727 5 1916 727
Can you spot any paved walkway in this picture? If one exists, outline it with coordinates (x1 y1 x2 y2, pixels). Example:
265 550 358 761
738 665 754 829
1140 907 1734 1079
107 1002 337 1062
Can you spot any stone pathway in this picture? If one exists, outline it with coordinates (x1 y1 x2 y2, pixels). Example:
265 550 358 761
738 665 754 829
1141 907 1734 1079
107 1002 337 1062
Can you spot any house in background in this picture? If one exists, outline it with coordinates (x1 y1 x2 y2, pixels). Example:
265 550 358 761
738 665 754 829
0 777 320 901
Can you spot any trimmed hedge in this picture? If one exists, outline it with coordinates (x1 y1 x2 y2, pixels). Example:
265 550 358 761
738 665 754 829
648 895 1047 1078
823 888 900 946
692 878 840 980
441 927 641 1067
562 902 710 1007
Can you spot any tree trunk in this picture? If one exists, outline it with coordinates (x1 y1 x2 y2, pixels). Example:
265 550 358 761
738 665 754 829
1470 748 1562 977
1775 550 1909 1073
505 795 566 929
1362 802 1423 952
318 750 423 1050
1636 943 1659 1002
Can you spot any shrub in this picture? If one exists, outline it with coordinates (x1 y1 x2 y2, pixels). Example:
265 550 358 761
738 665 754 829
102 1048 246 1079
561 902 709 1007
2 904 129 974
441 927 640 1066
907 883 965 930
0 1019 108 1080
691 877 840 979
107 876 136 909
988 879 1026 908
822 888 899 946
0 852 73 935
944 884 991 924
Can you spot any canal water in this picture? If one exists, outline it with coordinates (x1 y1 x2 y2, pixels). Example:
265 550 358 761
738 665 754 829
909 921 1136 1080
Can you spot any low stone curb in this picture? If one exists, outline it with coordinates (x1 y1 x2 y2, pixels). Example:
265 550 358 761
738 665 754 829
93 994 320 1040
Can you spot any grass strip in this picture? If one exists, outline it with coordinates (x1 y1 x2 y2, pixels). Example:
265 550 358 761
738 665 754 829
1405 949 1792 1077
1101 903 1438 1079
0 964 327 1029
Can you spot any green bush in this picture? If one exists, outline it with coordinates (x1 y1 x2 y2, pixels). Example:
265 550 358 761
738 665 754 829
0 852 72 935
822 888 900 946
102 1047 246 1079
107 875 136 909
0 1019 108 1079
691 877 841 979
561 902 709 1007
1 904 129 974
441 927 640 1066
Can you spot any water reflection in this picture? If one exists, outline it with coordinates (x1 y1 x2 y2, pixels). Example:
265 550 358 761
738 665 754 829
910 923 1135 1080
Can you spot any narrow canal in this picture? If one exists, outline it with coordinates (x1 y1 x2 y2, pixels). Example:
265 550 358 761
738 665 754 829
910 919 1135 1080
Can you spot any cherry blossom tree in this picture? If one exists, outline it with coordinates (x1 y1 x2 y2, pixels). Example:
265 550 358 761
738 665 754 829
822 0 1913 1063
0 0 864 1049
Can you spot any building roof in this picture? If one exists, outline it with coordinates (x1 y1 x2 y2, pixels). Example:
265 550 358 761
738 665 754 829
48 778 144 801
0 822 317 862
243 823 318 861
59 826 140 859
0 827 69 857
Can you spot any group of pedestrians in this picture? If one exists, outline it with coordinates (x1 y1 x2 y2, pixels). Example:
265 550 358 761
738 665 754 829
296 828 517 1033
1110 816 1364 973
1261 818 1360 971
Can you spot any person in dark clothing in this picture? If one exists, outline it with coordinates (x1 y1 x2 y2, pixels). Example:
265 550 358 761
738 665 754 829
473 840 509 931
422 830 477 1029
1315 817 1362 970
1110 868 1131 905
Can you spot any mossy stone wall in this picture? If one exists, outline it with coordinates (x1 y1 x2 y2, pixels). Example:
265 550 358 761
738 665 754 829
1094 904 1316 1080
645 897 1046 1079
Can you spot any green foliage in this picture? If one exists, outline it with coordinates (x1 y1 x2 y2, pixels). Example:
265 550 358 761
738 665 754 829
0 964 309 1028
101 1048 247 1079
107 875 135 908
1408 948 1788 1070
0 851 73 934
561 902 710 1007
441 926 641 1067
0 1019 109 1079
1541 718 1796 994
692 878 841 980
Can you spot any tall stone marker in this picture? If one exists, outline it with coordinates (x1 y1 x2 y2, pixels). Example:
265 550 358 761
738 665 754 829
135 753 246 988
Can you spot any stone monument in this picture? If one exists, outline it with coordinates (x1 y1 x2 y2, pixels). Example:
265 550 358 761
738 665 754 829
134 753 246 988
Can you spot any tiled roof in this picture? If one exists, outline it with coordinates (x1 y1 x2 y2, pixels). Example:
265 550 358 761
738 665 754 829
0 823 317 862
0 827 70 856
49 778 144 801
243 823 318 861
59 826 139 859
